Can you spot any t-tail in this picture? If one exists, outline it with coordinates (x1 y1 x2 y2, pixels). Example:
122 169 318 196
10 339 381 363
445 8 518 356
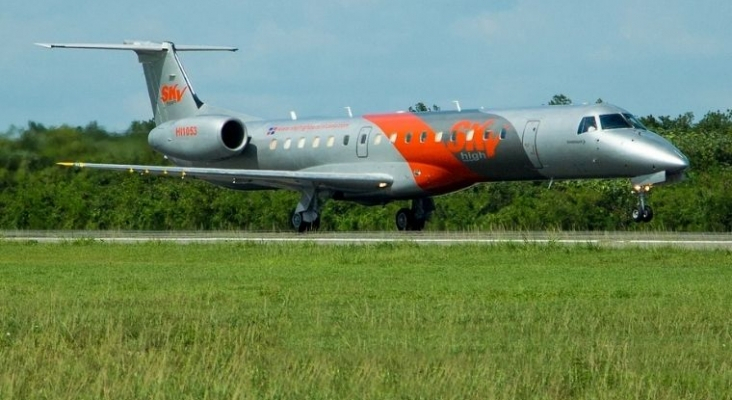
35 41 237 125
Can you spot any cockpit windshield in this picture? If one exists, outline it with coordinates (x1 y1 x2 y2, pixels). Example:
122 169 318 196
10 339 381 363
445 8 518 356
578 112 649 134
598 113 647 131
599 114 632 130
577 116 598 134
623 113 647 130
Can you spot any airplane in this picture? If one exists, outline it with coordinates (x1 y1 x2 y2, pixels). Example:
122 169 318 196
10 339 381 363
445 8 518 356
37 40 689 232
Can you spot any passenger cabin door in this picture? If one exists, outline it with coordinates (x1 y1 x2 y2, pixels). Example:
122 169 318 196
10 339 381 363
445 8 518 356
521 120 543 169
357 126 372 158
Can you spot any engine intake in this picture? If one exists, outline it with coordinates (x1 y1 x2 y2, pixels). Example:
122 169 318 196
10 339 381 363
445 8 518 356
148 116 247 161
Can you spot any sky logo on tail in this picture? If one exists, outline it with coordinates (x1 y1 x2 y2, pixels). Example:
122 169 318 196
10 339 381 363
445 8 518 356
160 84 189 104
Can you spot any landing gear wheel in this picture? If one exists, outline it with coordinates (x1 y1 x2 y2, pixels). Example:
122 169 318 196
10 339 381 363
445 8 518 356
641 206 654 222
292 211 321 232
631 208 642 223
292 211 306 233
396 198 433 231
396 208 412 231
395 208 427 231
411 216 426 231
631 206 654 223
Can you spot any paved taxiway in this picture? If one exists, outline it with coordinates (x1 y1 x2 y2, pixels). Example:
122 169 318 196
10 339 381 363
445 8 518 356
2 231 732 249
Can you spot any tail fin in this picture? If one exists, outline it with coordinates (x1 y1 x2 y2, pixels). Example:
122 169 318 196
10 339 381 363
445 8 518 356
36 41 237 125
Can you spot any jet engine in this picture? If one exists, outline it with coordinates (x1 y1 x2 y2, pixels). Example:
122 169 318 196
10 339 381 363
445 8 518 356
148 116 247 161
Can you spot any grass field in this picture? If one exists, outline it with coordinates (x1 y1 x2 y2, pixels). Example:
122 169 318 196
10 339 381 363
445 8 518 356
0 240 730 399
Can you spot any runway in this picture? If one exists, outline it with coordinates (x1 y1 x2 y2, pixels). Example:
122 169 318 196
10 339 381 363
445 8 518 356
2 231 732 249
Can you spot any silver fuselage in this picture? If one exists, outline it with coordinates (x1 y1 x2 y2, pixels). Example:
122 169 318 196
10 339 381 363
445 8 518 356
175 103 687 203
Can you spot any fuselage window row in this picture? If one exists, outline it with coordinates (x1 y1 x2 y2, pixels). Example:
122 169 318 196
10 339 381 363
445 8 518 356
267 128 507 152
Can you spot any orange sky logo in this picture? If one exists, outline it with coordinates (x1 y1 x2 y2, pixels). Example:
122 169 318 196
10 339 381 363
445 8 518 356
160 84 189 104
445 119 502 161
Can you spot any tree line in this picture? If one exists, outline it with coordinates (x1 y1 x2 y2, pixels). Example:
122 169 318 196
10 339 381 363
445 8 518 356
1 109 731 231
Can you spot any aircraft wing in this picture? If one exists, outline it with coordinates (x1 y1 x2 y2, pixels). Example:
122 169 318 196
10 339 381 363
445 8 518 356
57 162 393 192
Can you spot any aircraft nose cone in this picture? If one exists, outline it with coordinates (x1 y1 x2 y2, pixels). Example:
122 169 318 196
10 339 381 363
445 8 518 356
616 132 690 177
653 146 689 173
627 132 689 174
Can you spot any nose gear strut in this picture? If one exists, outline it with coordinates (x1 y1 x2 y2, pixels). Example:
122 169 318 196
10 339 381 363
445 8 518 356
631 184 654 223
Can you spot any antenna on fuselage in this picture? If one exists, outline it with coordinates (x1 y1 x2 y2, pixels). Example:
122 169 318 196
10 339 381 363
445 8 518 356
453 100 462 112
345 106 353 118
290 111 297 121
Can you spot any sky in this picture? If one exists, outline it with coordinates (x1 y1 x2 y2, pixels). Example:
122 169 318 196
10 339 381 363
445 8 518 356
2 0 731 132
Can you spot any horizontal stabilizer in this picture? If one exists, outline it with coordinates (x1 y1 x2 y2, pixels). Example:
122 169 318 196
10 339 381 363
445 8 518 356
37 40 238 124
35 41 238 52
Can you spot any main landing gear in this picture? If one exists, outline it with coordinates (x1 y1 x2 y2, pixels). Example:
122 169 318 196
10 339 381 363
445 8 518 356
291 188 322 232
289 191 435 232
631 184 654 223
395 197 435 231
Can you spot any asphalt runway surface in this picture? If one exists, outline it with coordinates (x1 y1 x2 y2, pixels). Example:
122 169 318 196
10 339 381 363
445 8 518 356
2 231 732 249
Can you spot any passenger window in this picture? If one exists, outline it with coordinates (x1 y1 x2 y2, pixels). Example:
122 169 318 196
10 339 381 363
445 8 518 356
483 130 491 141
313 136 320 148
577 116 598 134
269 139 277 150
500 128 507 140
298 137 306 148
327 136 335 147
466 129 474 142
405 132 412 143
343 135 350 146
450 131 457 142
389 133 397 143
374 134 382 145
435 131 443 142
284 138 291 150
420 131 428 143
360 134 367 144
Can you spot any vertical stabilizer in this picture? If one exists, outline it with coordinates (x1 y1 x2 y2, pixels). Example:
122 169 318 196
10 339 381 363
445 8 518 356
137 41 202 124
36 41 238 125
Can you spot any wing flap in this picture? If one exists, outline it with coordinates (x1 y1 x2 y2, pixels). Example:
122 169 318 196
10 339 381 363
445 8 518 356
58 162 393 192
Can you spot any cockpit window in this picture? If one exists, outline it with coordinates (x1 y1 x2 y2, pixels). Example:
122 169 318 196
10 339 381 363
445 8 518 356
599 114 633 130
577 116 598 134
623 113 647 130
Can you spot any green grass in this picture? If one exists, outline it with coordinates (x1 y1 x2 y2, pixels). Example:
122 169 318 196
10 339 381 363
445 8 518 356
0 241 731 399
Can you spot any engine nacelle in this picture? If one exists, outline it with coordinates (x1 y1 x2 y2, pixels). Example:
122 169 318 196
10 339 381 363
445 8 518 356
148 116 247 161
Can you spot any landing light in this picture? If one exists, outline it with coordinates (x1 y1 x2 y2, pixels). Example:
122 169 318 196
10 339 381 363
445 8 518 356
378 182 389 188
633 184 653 193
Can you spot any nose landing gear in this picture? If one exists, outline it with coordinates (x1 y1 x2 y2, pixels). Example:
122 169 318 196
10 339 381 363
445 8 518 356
631 184 654 223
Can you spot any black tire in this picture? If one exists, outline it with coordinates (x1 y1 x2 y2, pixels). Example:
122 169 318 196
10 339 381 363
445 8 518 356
396 208 412 231
292 211 306 233
631 208 643 223
292 211 321 232
641 206 654 222
411 216 426 231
